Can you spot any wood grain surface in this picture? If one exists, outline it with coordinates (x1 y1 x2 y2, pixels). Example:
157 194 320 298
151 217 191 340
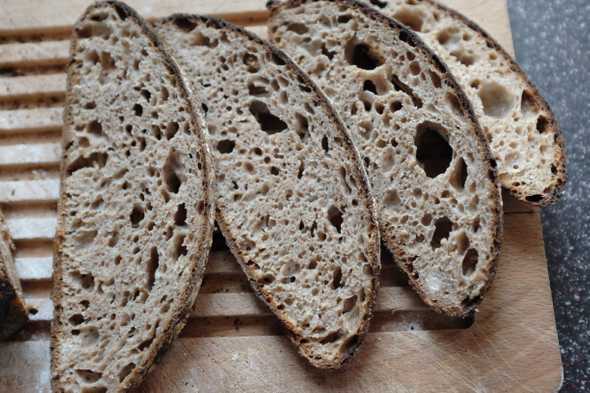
0 1 561 392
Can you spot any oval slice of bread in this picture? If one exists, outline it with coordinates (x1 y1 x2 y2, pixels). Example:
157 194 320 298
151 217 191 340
0 209 28 340
268 0 502 316
365 0 566 206
51 2 215 392
154 15 381 368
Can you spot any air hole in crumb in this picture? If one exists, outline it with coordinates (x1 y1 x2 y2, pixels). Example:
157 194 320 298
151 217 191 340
421 213 432 226
342 295 358 313
429 71 442 88
332 266 343 289
462 249 478 276
294 113 309 140
247 80 269 96
431 217 453 249
345 39 383 70
69 314 85 326
415 122 453 178
321 135 330 153
87 120 102 135
456 231 470 255
337 14 353 23
119 362 136 383
320 330 342 344
451 49 478 66
390 101 403 113
66 152 108 175
520 90 537 115
449 158 468 190
363 80 377 94
270 51 286 66
369 0 388 7
437 26 460 47
393 7 424 32
76 369 102 383
165 122 179 139
286 23 308 34
383 189 401 207
175 203 187 226
297 160 305 179
172 234 188 260
479 82 514 118
217 139 235 154
536 116 549 133
173 16 196 32
526 194 544 203
327 205 344 233
132 104 143 116
145 247 159 292
130 205 145 226
249 100 287 134
162 149 184 193
195 32 220 49
409 61 421 75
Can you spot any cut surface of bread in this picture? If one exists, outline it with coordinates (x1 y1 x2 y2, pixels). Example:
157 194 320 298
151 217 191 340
268 0 502 316
51 2 214 392
154 15 380 368
364 0 566 205
0 209 28 340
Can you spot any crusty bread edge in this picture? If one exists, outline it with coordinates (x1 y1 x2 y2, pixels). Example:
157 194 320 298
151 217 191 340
156 13 381 369
267 0 503 318
50 1 216 391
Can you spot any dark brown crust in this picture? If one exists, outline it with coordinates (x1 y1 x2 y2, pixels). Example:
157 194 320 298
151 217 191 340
51 1 215 392
157 14 381 369
268 0 503 317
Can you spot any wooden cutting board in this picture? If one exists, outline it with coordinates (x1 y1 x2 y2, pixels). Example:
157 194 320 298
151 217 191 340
0 1 562 392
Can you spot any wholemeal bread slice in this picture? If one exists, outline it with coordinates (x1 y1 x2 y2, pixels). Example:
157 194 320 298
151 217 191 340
268 0 502 316
363 0 566 205
154 15 381 368
51 2 215 392
0 209 28 340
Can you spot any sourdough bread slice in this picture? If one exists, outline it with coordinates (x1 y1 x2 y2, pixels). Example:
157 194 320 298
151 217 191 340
0 209 28 340
364 0 566 206
268 0 502 316
51 2 214 392
154 15 381 368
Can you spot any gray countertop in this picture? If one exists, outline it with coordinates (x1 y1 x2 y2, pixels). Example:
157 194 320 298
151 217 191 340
507 0 589 391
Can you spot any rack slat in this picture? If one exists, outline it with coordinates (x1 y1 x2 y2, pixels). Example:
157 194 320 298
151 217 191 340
0 41 69 68
0 107 63 133
0 178 59 204
6 215 57 241
24 287 425 322
0 142 60 167
0 74 66 100
15 257 53 281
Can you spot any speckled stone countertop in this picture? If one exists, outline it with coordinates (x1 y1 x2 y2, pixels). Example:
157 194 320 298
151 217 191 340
507 0 589 391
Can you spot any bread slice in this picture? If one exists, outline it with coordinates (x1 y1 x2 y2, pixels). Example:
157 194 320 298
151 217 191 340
268 0 502 316
51 2 215 392
154 15 381 368
362 0 566 206
0 209 28 340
